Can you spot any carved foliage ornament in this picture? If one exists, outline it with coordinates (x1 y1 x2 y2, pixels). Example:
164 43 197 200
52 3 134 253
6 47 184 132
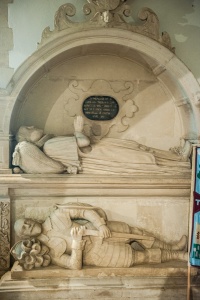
0 201 10 271
41 0 174 52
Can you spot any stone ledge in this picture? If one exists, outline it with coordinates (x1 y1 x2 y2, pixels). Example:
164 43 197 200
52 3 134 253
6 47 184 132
0 173 191 188
0 169 12 174
11 261 197 280
0 262 198 300
0 174 191 197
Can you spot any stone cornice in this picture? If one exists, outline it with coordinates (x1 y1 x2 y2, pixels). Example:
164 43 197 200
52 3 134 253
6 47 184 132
0 174 191 197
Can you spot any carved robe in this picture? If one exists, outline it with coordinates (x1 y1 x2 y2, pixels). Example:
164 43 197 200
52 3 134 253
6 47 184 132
13 136 191 175
79 138 191 175
43 136 80 168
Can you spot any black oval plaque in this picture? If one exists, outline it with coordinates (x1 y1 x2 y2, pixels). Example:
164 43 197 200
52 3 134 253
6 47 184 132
82 95 119 121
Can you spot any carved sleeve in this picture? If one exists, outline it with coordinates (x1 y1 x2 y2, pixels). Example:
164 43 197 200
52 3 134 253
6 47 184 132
35 134 54 148
73 116 90 148
74 132 90 148
69 208 106 229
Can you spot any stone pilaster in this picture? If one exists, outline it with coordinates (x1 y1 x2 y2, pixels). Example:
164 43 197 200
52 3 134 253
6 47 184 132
0 0 14 89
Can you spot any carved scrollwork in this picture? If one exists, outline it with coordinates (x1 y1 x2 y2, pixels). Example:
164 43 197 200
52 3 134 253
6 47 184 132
134 8 174 52
54 3 76 30
40 1 174 52
64 79 138 140
83 3 93 16
0 200 10 270
136 7 160 41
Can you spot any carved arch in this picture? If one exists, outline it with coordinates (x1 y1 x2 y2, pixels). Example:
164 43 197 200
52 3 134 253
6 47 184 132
5 28 200 140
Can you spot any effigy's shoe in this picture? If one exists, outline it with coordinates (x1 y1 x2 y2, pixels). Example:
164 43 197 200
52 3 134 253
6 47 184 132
171 235 187 251
152 235 187 251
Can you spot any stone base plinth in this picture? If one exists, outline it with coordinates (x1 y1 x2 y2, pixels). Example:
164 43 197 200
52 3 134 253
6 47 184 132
0 262 198 300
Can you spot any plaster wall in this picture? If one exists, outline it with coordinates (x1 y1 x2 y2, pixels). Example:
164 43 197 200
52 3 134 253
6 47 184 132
0 0 13 88
1 0 199 90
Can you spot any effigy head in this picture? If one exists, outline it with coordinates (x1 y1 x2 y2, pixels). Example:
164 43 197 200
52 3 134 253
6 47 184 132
11 238 51 270
16 126 44 143
14 218 42 238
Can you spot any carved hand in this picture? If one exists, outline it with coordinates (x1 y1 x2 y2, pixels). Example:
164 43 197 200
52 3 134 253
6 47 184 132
70 226 85 241
99 224 111 238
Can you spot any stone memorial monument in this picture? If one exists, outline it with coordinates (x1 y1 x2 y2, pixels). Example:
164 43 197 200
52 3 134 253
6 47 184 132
0 0 200 299
11 202 187 270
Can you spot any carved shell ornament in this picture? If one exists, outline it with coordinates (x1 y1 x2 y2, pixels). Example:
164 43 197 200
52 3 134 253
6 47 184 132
40 0 174 52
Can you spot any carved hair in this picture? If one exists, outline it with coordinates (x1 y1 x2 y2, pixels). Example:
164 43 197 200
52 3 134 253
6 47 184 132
11 238 51 270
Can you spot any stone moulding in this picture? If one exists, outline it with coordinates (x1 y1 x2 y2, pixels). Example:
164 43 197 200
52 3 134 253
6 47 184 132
0 174 191 197
40 1 175 52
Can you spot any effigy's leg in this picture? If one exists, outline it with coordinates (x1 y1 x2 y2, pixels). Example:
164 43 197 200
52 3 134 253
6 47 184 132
131 248 187 266
129 226 187 250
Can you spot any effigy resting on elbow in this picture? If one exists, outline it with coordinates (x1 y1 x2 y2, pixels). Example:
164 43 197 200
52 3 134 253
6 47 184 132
11 202 188 270
12 116 192 175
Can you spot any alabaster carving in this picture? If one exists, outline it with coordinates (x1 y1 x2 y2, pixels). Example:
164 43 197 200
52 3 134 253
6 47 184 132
0 201 10 271
12 116 192 175
40 1 174 52
12 116 90 174
11 202 188 270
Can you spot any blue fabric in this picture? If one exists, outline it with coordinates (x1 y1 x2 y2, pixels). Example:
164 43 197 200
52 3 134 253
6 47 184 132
190 147 200 266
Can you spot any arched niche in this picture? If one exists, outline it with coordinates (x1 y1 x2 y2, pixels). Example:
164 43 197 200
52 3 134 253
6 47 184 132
0 4 199 285
5 28 200 154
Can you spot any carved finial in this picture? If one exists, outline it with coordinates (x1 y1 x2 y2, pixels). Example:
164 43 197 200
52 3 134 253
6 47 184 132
84 0 130 24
